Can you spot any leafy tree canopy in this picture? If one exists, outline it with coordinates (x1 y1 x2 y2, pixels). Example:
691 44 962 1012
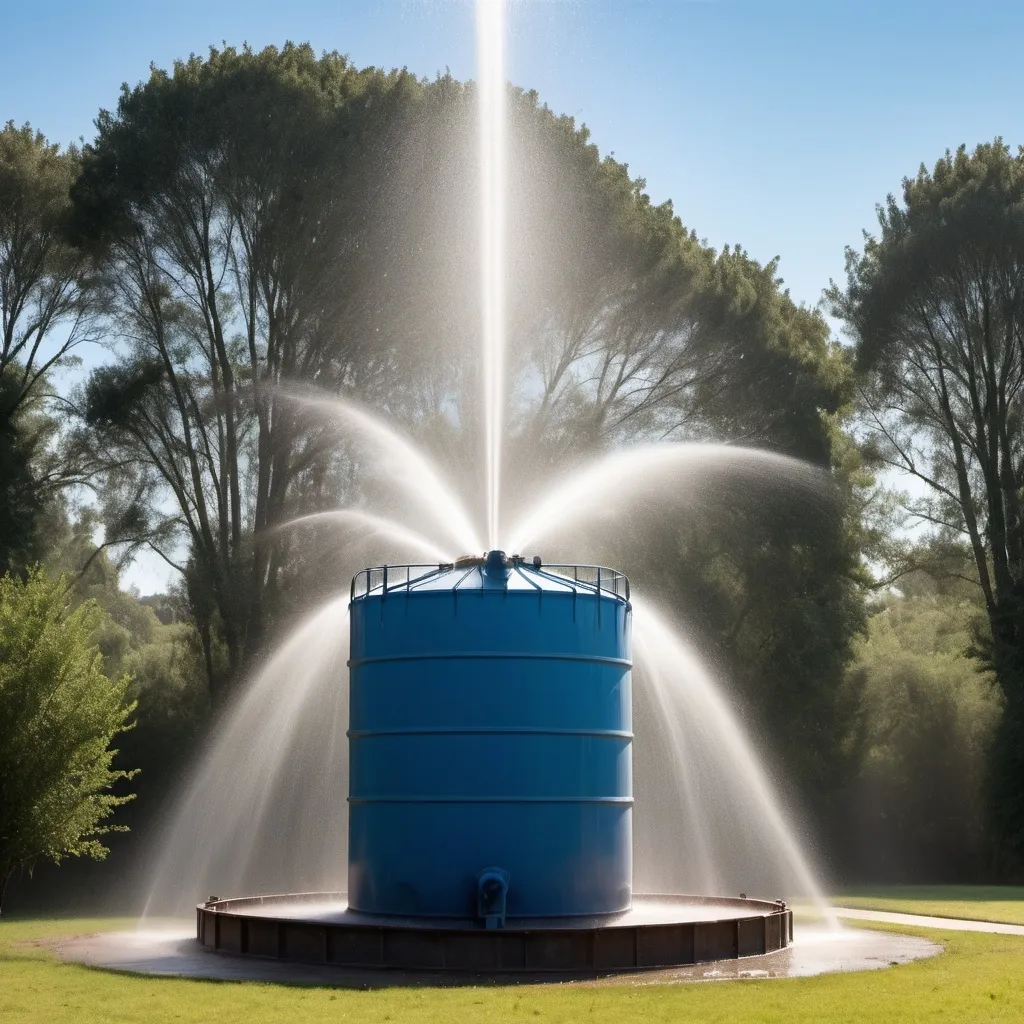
843 584 1001 880
0 569 137 911
831 140 1024 863
0 121 94 421
69 44 858 688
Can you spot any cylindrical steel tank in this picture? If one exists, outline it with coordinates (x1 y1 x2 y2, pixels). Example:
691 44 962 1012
348 552 632 920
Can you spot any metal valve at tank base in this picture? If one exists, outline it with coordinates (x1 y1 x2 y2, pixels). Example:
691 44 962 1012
476 867 510 929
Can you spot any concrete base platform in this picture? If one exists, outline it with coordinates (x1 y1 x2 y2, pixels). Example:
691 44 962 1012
52 923 941 985
195 892 792 973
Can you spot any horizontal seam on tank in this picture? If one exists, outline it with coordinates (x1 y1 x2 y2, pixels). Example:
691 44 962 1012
347 727 634 739
348 652 632 667
347 796 635 804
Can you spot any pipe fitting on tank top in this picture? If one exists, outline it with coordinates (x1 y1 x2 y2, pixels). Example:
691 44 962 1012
476 867 510 929
482 549 512 581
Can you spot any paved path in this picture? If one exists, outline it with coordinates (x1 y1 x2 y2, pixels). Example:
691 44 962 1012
833 907 1024 936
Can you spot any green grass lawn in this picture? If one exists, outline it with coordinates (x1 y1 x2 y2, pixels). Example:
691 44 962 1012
2 915 1024 1024
834 886 1024 926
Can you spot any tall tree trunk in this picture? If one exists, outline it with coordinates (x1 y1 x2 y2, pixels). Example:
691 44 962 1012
0 864 12 916
199 620 216 697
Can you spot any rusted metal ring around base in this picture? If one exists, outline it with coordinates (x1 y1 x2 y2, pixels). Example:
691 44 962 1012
196 892 794 973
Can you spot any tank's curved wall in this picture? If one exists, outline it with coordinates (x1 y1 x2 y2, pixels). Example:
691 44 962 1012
348 580 632 919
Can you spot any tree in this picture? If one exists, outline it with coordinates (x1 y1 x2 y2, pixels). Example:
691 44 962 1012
0 122 94 418
0 123 95 573
71 45 422 685
0 569 137 912
40 509 210 809
0 376 44 573
841 583 1002 881
831 140 1024 865
71 40 865 796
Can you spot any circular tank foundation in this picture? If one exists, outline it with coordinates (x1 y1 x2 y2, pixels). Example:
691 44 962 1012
194 560 792 975
196 892 793 973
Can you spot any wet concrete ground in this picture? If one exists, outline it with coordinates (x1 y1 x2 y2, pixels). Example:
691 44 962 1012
51 917 945 986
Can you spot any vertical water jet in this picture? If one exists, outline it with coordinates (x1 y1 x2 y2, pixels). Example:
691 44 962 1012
477 0 507 549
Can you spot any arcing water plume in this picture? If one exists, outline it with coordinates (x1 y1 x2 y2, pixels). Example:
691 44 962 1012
506 442 834 553
633 625 724 896
631 597 837 925
276 386 483 555
477 0 508 548
143 435 842 918
143 598 350 916
274 509 452 563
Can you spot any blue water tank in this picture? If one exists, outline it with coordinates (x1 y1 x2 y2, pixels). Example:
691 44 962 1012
347 552 632 920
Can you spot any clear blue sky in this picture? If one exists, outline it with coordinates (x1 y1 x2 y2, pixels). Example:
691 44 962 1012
7 0 1023 307
3 0 1020 589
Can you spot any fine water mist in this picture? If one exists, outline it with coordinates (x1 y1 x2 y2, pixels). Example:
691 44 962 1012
143 598 350 915
142 412 838 918
141 0 839 923
630 598 835 924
